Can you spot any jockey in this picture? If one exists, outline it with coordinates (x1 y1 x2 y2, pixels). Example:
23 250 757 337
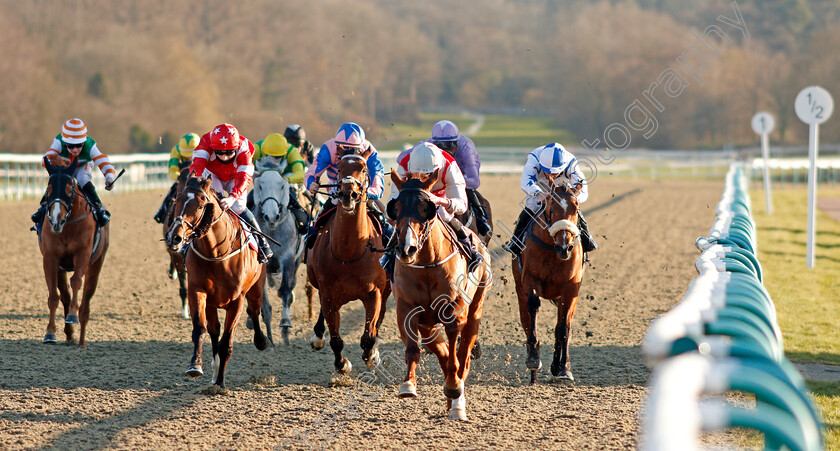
380 142 483 278
189 123 273 263
425 120 490 235
31 118 116 228
284 124 317 166
508 142 597 257
248 132 310 234
153 132 199 224
303 122 390 247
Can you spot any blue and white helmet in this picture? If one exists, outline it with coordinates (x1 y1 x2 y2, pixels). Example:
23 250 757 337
537 143 570 174
334 122 365 148
431 120 459 141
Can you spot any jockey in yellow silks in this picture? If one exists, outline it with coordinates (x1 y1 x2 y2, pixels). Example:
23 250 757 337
154 133 199 224
248 133 310 234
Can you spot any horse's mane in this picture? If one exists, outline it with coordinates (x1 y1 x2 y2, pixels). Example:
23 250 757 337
402 178 425 191
256 158 287 173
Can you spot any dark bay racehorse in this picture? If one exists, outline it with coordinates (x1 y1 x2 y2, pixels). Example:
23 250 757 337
389 170 491 421
512 182 585 384
307 153 390 374
250 161 305 345
38 157 109 348
162 163 190 319
166 177 269 388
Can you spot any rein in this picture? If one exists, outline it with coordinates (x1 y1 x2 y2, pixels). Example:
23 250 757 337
174 188 244 261
47 175 92 226
327 155 374 263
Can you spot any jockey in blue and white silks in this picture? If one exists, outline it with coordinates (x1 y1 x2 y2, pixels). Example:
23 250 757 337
509 142 597 256
303 122 390 248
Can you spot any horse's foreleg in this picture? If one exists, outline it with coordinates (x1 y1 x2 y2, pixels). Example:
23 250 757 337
524 292 542 384
305 280 315 321
256 284 274 346
247 282 269 351
42 259 61 344
58 270 73 342
177 262 188 319
443 325 463 400
65 252 91 326
214 298 243 389
206 307 221 383
551 291 579 382
186 290 208 378
77 255 105 348
360 289 383 368
396 302 421 398
310 308 326 351
323 304 350 374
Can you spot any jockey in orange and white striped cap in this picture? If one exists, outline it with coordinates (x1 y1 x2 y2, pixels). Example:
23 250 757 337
32 118 117 227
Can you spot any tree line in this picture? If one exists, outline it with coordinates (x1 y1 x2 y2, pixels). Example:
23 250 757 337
0 0 837 154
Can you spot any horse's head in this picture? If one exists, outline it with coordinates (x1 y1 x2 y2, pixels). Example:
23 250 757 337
253 169 290 231
165 176 220 253
43 157 81 234
336 151 370 212
388 169 440 264
545 180 581 260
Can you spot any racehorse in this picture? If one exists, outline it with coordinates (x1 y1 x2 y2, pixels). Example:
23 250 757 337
162 163 191 319
307 152 390 374
512 181 585 384
455 191 493 246
38 157 109 348
165 176 269 388
388 170 491 421
249 160 305 345
299 189 324 321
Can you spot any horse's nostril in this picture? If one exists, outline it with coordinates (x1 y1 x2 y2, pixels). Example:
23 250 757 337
407 246 417 256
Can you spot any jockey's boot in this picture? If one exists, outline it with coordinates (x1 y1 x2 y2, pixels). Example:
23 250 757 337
467 189 491 236
240 208 273 264
578 211 597 254
378 232 398 281
31 193 47 227
451 218 483 273
288 188 311 234
305 198 336 249
82 182 110 227
506 207 536 258
369 208 394 241
154 183 178 224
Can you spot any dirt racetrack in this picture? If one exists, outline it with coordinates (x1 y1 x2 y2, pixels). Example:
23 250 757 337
0 175 724 450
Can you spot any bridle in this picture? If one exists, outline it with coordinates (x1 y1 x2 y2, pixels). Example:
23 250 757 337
172 187 223 240
541 184 581 245
327 155 373 264
46 173 90 226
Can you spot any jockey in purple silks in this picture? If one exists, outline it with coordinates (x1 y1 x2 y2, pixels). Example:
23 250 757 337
397 119 490 235
302 122 390 248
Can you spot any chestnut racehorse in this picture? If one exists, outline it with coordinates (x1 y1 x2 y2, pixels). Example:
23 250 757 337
307 153 390 374
162 163 190 319
512 181 585 384
166 177 269 388
389 170 491 421
38 157 109 348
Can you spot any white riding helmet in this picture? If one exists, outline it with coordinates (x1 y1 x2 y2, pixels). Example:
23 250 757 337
431 120 459 141
407 142 443 174
537 143 569 174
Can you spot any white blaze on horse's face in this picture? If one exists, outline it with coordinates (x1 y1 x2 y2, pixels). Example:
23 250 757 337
49 202 64 233
402 222 418 259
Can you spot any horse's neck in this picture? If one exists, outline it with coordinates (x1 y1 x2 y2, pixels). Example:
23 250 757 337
197 208 239 257
416 219 457 264
331 200 371 255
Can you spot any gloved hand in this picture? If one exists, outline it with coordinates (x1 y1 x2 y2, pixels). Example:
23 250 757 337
105 173 116 191
308 182 320 195
219 196 235 210
430 195 453 212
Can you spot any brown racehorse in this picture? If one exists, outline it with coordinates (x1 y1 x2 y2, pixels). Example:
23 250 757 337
455 191 493 246
165 177 269 388
299 189 322 321
307 152 390 374
38 157 109 348
389 170 491 421
512 181 585 384
162 163 191 319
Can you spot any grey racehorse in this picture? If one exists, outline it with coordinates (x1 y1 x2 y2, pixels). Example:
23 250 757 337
247 160 305 345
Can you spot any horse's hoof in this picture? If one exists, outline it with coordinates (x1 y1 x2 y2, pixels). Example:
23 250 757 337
526 357 542 371
186 366 204 378
398 381 417 398
168 267 177 280
553 370 575 382
254 332 269 351
443 386 462 400
43 333 57 344
530 369 539 385
336 358 352 375
181 307 190 320
245 317 254 330
65 314 79 325
471 341 481 359
310 334 325 351
365 348 381 368
448 395 467 421
279 317 292 328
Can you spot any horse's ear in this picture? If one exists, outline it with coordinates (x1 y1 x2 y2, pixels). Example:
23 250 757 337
43 156 54 174
421 168 440 191
201 177 213 191
361 146 373 160
66 157 79 174
391 169 405 191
